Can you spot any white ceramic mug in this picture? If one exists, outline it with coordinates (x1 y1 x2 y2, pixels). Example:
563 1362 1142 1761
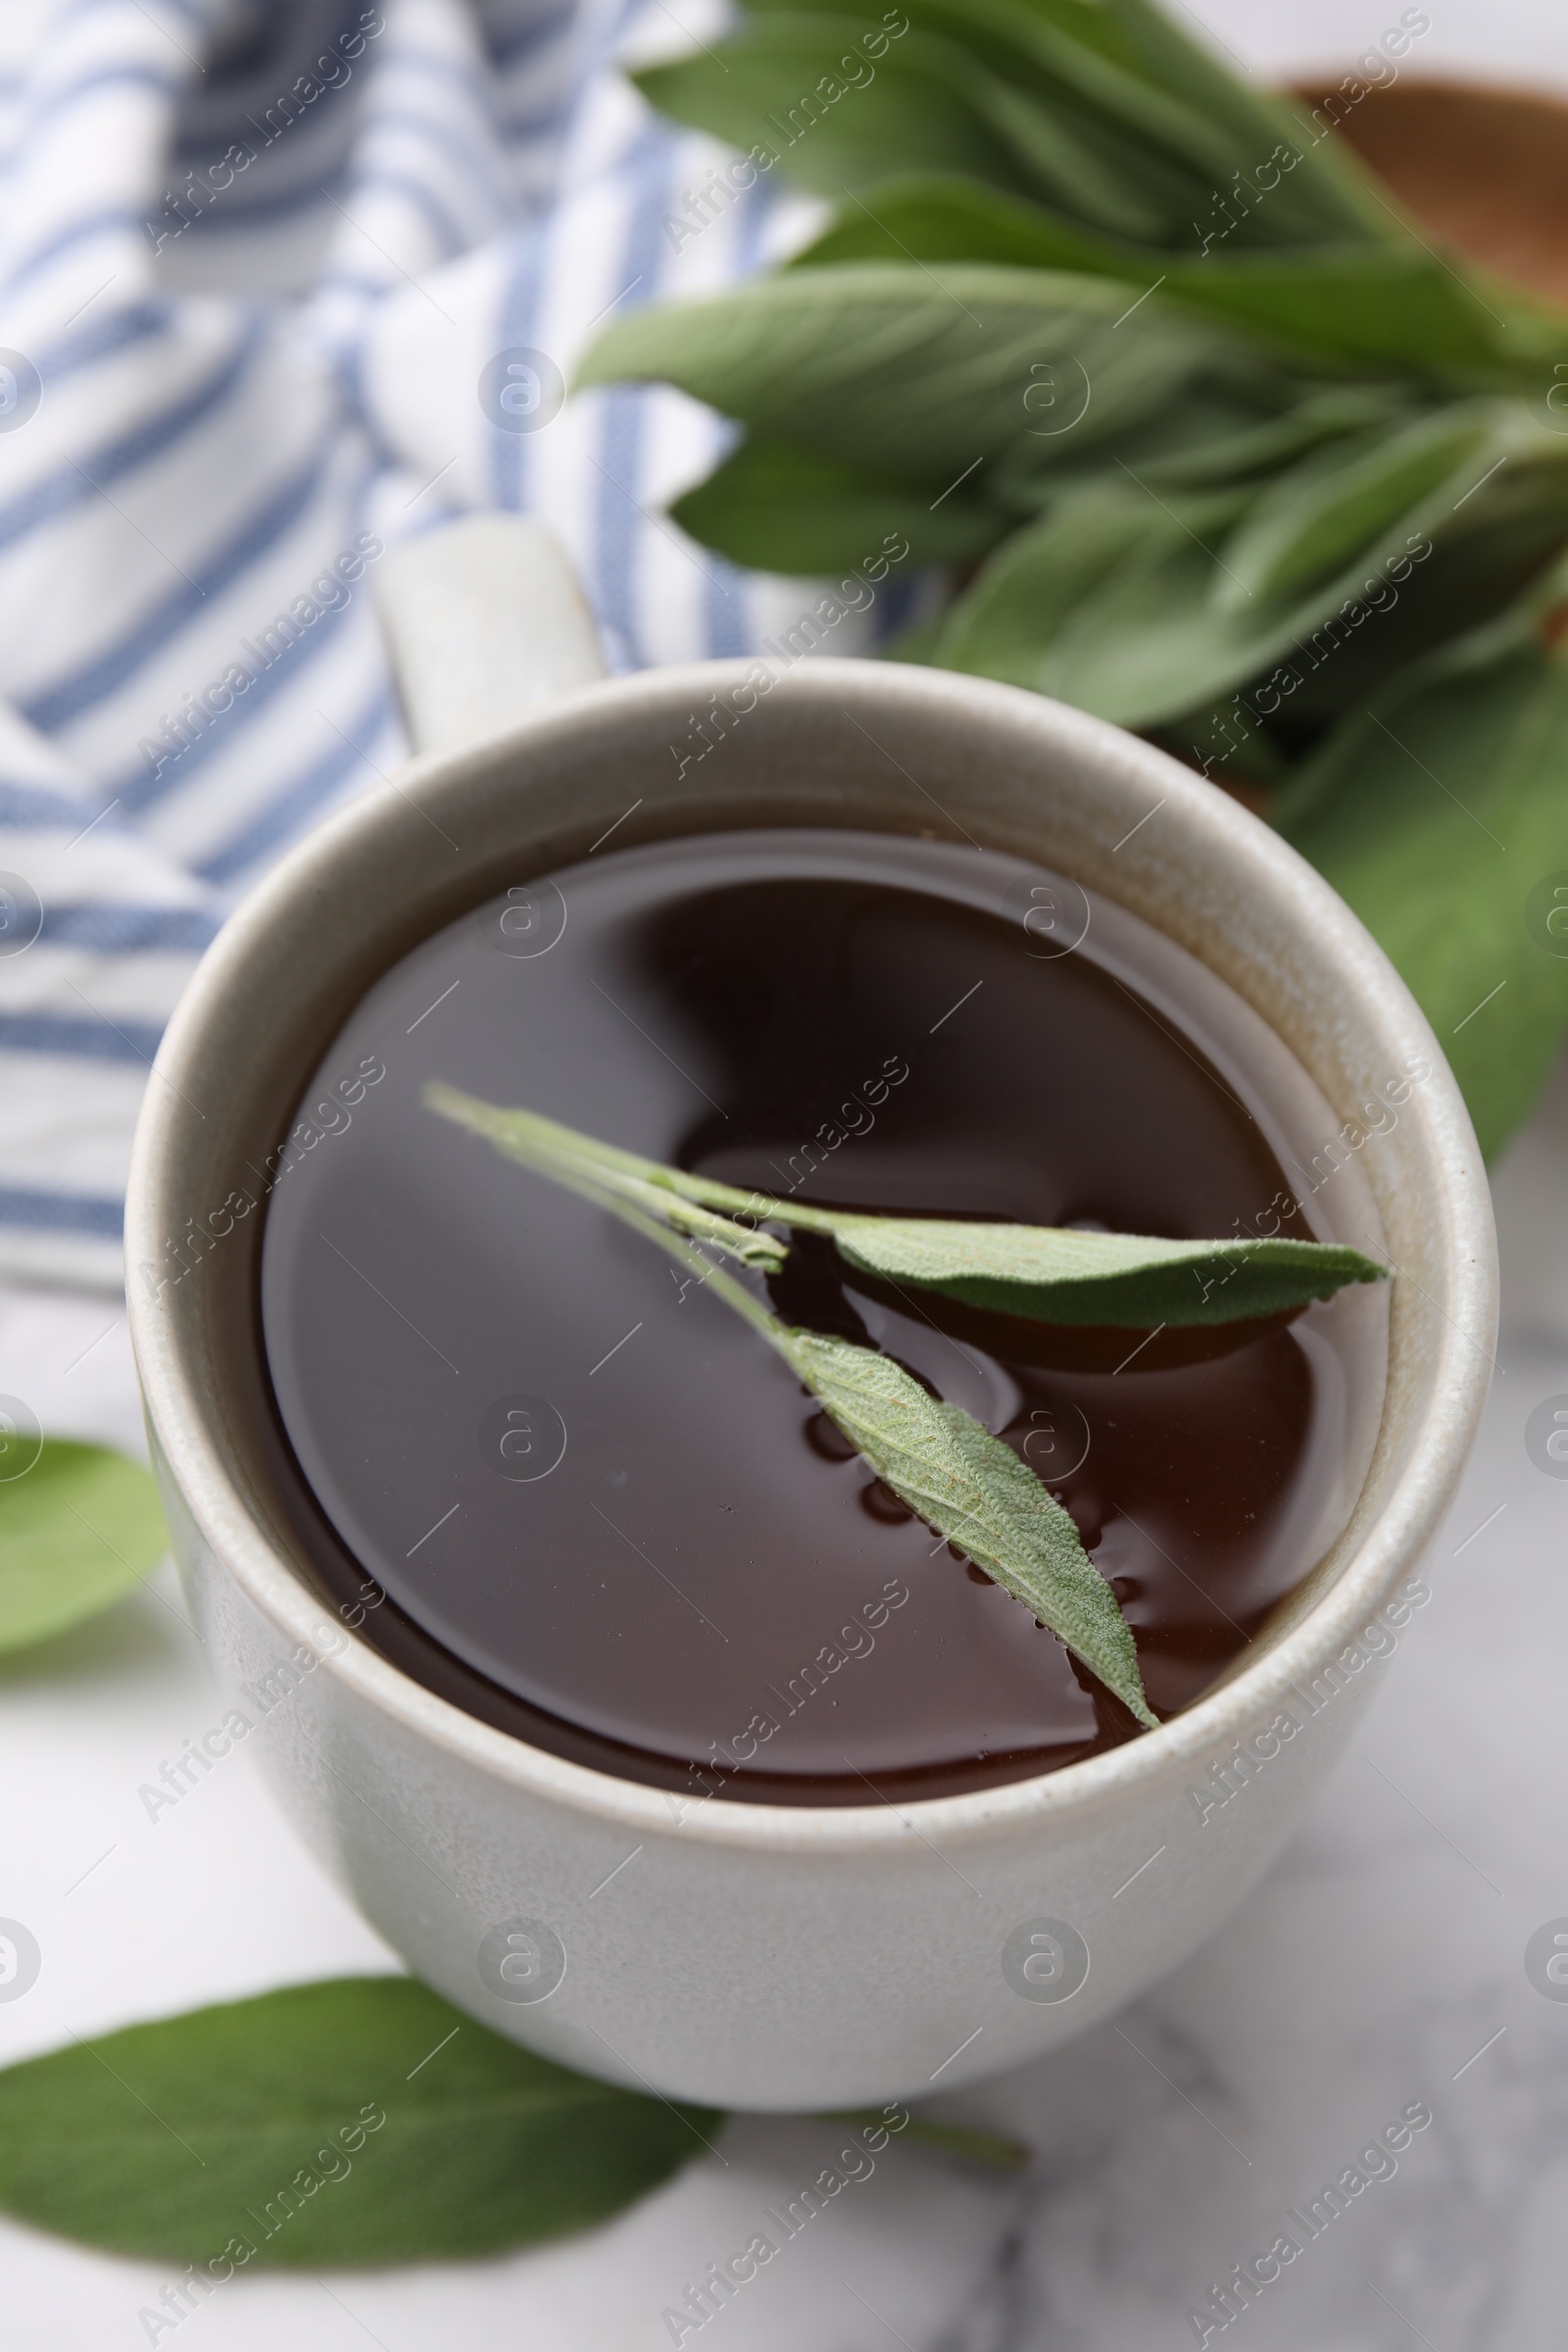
125 520 1495 2110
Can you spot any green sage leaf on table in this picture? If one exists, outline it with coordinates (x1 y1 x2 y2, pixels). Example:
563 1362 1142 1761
776 1327 1158 1725
0 1440 166 1657
1277 627 1568 1159
0 1978 720 2266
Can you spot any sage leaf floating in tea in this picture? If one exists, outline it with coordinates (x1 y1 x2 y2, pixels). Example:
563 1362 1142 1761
814 1214 1383 1327
775 1325 1156 1726
426 1084 1387 1727
424 1086 1385 1328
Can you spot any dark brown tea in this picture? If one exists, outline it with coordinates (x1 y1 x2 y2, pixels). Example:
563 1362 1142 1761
259 831 1383 1804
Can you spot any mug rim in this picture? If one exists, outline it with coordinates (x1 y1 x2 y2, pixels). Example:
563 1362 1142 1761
126 658 1496 1853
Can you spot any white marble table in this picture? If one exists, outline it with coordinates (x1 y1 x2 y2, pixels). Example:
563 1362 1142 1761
3 4 1566 2346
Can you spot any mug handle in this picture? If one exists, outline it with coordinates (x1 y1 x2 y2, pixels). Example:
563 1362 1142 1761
374 514 608 756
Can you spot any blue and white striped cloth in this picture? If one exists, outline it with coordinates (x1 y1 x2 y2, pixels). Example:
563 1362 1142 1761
0 0 891 1290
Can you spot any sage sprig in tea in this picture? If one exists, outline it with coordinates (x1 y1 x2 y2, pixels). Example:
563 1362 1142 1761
428 1082 1386 1729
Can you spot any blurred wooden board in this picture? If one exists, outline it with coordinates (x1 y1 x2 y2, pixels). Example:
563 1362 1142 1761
1303 79 1568 305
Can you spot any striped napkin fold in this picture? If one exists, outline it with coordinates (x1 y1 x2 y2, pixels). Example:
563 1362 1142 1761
0 0 901 1289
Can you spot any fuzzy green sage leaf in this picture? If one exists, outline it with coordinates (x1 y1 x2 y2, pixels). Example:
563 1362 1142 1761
0 1978 719 2266
423 1087 1385 1329
777 1326 1157 1724
0 1439 167 1657
820 1216 1384 1328
426 1084 1165 1722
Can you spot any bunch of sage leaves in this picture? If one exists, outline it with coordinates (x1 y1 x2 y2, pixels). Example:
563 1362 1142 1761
579 0 1568 1160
